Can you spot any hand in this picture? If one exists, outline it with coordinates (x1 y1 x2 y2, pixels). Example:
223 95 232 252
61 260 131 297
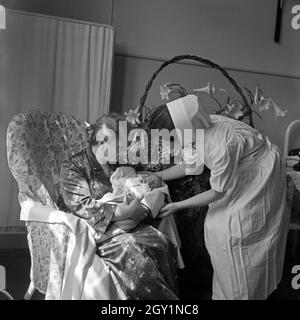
137 171 162 179
114 198 146 223
158 202 181 218
128 198 147 222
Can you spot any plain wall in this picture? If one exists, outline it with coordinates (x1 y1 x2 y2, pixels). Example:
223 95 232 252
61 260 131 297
0 0 113 25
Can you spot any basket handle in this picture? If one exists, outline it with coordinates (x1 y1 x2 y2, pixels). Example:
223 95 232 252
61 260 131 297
138 54 253 126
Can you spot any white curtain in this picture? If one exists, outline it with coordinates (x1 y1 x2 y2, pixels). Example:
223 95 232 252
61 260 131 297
0 10 114 230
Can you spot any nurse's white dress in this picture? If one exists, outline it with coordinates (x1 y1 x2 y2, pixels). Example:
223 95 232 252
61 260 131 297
202 115 289 300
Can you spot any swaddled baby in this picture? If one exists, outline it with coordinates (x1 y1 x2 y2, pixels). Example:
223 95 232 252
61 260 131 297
100 167 166 232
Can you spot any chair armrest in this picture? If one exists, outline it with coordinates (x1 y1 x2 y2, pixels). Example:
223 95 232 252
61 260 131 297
21 200 97 299
26 221 70 298
21 200 95 235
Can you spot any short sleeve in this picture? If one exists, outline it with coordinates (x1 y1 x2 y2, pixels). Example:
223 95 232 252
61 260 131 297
209 141 241 193
60 160 116 237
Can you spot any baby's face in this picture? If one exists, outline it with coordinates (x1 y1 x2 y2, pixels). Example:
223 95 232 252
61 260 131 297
125 176 148 188
142 174 163 189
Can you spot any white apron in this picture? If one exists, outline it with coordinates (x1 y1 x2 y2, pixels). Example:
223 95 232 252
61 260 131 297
202 116 289 300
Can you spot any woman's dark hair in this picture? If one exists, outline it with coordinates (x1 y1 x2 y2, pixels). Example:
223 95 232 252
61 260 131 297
146 104 175 131
87 113 130 146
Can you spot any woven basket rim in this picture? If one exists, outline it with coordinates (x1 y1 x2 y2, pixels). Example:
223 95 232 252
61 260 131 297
138 54 253 127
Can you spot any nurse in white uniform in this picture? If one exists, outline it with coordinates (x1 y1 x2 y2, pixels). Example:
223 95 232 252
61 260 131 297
150 94 289 300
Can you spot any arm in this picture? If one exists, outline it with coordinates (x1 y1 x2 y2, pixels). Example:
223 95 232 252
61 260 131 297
179 189 225 209
60 160 117 237
159 189 225 218
146 164 187 181
60 160 147 232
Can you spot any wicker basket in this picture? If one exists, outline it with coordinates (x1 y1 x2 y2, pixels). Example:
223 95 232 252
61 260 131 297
138 54 253 127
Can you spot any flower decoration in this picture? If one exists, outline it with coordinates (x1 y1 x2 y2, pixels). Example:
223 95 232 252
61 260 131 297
253 84 264 105
160 84 172 100
273 100 287 119
125 80 286 129
156 82 287 126
125 106 141 125
252 84 287 119
159 83 188 101
193 82 216 97
223 100 244 120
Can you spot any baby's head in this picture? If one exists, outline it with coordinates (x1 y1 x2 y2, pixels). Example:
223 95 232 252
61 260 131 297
140 174 163 189
124 175 151 199
110 167 163 200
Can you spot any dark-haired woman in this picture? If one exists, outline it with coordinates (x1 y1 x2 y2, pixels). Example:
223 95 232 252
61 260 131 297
59 113 179 300
147 94 289 300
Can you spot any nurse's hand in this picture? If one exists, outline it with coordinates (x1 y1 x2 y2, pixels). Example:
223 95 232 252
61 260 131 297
159 202 181 218
128 198 148 222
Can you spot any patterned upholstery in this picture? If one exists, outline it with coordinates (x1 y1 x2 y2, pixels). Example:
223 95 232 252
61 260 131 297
7 110 88 298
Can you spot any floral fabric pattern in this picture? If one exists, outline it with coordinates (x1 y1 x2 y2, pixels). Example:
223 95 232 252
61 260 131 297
7 110 88 298
7 110 88 205
26 222 70 298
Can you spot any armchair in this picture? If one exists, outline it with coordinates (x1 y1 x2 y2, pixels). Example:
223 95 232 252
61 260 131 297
7 110 124 300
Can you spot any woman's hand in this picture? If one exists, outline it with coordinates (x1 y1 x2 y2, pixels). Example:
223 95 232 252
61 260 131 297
114 198 147 222
159 202 181 218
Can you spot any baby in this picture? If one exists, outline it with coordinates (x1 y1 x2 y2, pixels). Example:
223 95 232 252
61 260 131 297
100 167 166 232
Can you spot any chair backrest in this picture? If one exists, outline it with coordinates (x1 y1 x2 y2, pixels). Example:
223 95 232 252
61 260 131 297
7 110 88 206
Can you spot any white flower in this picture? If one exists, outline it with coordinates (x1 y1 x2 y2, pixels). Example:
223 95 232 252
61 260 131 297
160 83 188 100
125 106 141 125
257 97 272 112
160 84 171 100
270 99 287 119
254 84 263 105
257 98 287 118
253 85 271 112
253 84 287 119
193 82 216 97
224 101 244 119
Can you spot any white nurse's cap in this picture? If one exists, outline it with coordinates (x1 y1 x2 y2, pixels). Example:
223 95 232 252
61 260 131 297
166 94 211 132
